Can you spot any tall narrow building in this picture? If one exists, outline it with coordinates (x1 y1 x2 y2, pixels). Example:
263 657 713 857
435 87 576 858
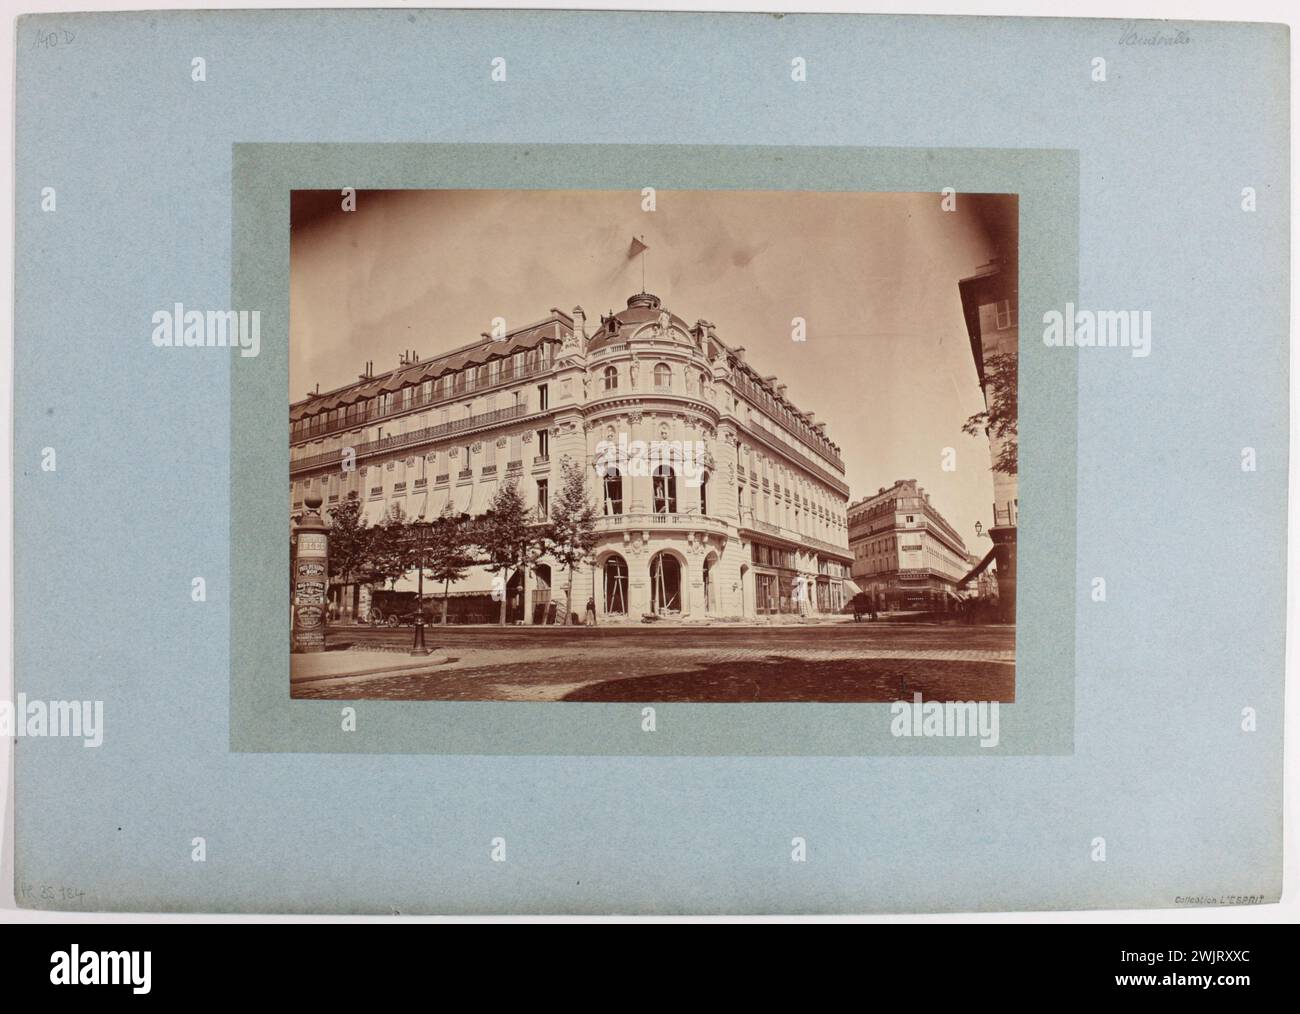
957 259 1018 621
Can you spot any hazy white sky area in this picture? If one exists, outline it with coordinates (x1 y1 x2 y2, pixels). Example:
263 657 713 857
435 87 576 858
290 189 1015 547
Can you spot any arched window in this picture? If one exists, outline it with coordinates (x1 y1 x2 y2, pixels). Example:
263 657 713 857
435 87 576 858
653 362 671 390
699 470 709 515
603 366 618 391
604 555 629 614
603 466 623 516
653 465 677 514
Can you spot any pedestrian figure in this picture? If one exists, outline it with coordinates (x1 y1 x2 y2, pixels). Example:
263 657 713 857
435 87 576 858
585 596 597 626
870 595 879 621
852 596 862 623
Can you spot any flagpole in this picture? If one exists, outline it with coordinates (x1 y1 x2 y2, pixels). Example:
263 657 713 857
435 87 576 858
641 234 646 292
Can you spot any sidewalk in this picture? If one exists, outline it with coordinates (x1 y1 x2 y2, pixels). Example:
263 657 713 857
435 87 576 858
331 614 862 630
289 649 451 685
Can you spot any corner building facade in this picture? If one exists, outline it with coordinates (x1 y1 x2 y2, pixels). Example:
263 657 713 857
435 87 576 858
290 292 853 621
847 479 971 610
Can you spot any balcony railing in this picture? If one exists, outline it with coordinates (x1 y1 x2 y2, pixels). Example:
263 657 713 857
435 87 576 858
594 512 727 533
731 371 844 471
802 533 850 557
737 420 849 497
290 403 532 474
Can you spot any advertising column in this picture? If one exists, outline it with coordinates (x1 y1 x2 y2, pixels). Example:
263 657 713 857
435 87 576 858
292 492 329 653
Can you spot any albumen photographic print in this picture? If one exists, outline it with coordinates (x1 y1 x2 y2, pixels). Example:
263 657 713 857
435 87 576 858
287 189 1017 710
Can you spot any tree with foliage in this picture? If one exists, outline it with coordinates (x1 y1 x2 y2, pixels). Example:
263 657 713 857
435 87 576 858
963 351 1018 475
424 509 477 625
369 503 417 590
543 457 600 625
326 492 374 604
477 479 545 625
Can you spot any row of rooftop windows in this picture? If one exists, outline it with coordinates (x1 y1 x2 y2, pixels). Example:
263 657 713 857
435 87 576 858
729 369 841 466
291 345 555 441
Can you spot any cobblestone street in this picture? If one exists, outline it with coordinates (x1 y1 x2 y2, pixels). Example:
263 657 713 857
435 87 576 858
291 620 1015 702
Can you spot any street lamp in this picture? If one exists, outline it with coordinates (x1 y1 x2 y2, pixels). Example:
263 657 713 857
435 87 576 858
409 516 434 656
975 521 984 538
410 510 473 652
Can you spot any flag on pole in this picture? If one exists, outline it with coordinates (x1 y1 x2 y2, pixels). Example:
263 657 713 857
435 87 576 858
627 236 650 290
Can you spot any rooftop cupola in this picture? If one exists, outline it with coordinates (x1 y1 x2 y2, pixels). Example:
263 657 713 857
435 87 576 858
626 292 661 310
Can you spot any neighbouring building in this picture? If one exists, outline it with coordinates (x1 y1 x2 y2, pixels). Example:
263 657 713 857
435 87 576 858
957 258 1018 621
847 479 971 610
965 550 998 601
289 291 853 622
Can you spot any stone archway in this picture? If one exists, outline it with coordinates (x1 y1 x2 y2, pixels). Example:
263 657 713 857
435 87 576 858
533 563 553 624
602 554 629 615
702 550 719 616
505 569 525 624
649 551 684 615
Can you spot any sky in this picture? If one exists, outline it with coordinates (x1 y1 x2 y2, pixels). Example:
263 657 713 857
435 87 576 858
290 188 1016 549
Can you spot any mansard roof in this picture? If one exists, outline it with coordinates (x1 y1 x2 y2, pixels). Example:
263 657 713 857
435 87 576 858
291 310 571 420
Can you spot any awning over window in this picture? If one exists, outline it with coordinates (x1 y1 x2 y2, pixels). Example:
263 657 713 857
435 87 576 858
390 564 502 597
958 547 998 588
361 495 387 527
452 482 473 516
470 478 499 517
428 485 450 518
